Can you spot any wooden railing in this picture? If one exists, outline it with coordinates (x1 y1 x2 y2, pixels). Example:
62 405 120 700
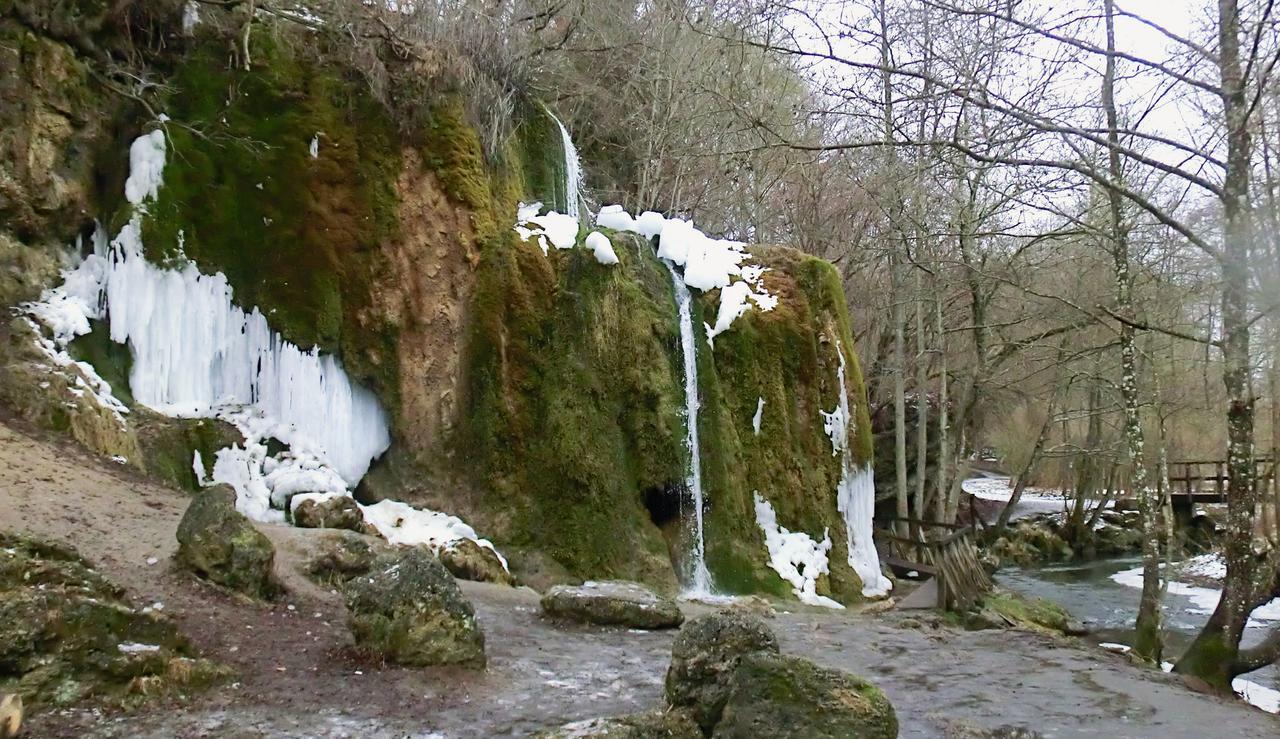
1162 457 1275 504
876 516 993 611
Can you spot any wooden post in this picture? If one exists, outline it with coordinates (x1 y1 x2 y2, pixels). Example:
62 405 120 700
1216 461 1226 501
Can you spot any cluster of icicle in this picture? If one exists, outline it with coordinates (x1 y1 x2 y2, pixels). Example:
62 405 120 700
21 126 507 566
824 341 893 597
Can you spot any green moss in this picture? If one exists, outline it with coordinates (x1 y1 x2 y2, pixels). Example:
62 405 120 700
697 248 872 599
136 32 403 404
976 589 1073 634
512 102 570 213
461 230 685 588
67 320 134 407
134 412 242 492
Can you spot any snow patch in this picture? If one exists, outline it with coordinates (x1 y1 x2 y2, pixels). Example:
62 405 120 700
514 201 579 254
309 134 319 159
752 396 765 436
753 492 842 609
585 231 618 265
124 129 166 206
360 499 508 568
1110 565 1280 626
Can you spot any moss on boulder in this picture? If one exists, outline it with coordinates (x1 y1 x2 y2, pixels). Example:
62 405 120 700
439 539 514 586
343 547 486 668
713 653 898 739
0 532 228 709
175 485 282 599
665 609 781 732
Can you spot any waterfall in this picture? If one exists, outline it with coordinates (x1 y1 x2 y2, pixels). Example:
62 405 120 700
550 113 583 221
665 261 713 594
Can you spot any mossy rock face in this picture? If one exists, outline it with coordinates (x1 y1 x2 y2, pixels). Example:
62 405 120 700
0 531 229 709
664 609 780 732
713 654 898 739
175 485 282 600
967 589 1075 635
535 709 702 739
462 231 685 590
133 411 242 492
305 530 387 587
540 581 683 630
343 547 485 668
695 247 873 600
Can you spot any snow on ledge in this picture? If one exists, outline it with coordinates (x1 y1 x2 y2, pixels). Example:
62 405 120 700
754 492 843 609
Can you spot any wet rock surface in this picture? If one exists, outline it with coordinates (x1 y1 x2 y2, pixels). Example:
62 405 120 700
535 708 702 738
664 610 780 731
0 532 226 708
343 547 486 668
714 653 897 738
175 485 282 600
542 581 684 630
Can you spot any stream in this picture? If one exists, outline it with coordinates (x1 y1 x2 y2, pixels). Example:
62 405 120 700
1000 556 1280 708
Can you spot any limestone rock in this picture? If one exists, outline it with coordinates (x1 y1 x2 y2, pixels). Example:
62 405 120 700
306 530 386 586
175 485 282 599
343 548 486 668
541 581 683 630
713 653 897 739
664 609 780 731
535 709 702 738
292 495 370 533
0 532 227 708
439 539 514 586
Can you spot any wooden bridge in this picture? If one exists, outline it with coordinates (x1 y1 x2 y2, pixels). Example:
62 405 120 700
875 516 993 611
1161 457 1275 506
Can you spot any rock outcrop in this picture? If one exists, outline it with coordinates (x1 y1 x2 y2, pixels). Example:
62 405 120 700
664 610 780 731
0 532 227 708
713 653 898 738
541 581 683 630
343 548 486 668
175 485 282 600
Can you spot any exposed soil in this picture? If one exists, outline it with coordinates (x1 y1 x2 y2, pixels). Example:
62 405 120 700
2 414 1277 738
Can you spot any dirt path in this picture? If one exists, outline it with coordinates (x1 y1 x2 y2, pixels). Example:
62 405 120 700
2 416 1277 738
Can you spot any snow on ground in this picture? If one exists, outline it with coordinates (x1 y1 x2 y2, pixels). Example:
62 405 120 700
962 473 1117 522
1110 564 1280 626
753 492 842 609
1154 657 1280 714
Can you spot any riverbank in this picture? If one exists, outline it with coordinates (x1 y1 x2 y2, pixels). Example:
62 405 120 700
3 417 1278 737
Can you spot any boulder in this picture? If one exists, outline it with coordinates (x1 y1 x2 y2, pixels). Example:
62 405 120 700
0 532 227 708
713 653 897 739
291 494 372 533
541 581 683 630
175 485 282 599
439 539 515 586
664 609 780 731
305 530 386 586
535 709 702 738
343 548 486 668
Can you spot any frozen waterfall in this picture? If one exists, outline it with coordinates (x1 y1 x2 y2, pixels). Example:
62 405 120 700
550 112 584 221
825 341 893 597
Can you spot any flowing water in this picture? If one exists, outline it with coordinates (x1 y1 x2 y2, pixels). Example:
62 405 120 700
664 261 712 594
550 113 583 221
1000 557 1280 697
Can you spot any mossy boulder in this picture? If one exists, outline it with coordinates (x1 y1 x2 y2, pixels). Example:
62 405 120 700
713 653 897 739
291 495 370 533
439 539 514 586
540 581 683 630
343 547 485 668
175 485 282 600
966 589 1076 635
305 530 387 587
0 532 228 708
664 609 780 731
535 709 702 739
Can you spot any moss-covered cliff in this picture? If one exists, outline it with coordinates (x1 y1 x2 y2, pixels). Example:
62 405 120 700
0 8 881 602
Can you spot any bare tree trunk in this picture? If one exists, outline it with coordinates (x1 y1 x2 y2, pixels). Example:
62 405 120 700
914 267 929 531
935 289 950 523
1176 0 1259 688
993 401 1055 536
1100 0 1161 662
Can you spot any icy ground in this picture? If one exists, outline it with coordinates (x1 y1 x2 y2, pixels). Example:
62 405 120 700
4 418 1278 738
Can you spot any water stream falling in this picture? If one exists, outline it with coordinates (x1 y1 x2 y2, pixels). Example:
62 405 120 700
665 261 713 594
550 113 583 221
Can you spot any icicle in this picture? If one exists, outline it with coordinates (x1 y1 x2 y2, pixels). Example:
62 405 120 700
828 340 893 597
